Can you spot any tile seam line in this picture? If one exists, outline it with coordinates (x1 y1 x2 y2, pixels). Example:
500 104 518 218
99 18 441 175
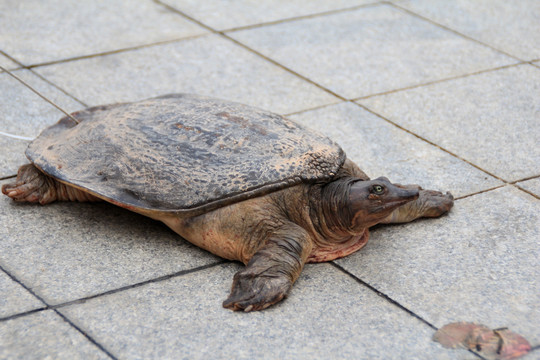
352 61 528 101
215 1 384 33
356 101 540 201
329 261 488 360
53 310 118 360
0 307 48 322
0 263 48 308
0 261 226 322
329 262 438 327
21 34 208 70
283 99 345 117
222 34 346 101
512 184 540 200
0 50 87 107
0 264 117 359
153 0 346 102
353 101 510 184
51 260 226 310
387 2 525 63
0 50 87 114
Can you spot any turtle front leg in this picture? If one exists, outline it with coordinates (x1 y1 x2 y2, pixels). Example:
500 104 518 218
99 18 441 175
223 223 312 312
2 164 100 204
381 184 454 224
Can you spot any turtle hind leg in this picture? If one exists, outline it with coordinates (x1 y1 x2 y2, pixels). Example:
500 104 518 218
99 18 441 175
2 164 100 204
381 185 454 224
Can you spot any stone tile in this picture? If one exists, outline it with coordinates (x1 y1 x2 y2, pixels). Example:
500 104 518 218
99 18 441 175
229 4 515 99
162 0 380 30
60 263 461 359
0 184 219 305
0 270 44 319
395 0 540 60
516 178 540 197
0 0 206 65
290 102 502 198
337 186 540 345
35 34 338 115
0 136 30 178
0 70 83 138
359 64 540 182
0 310 109 360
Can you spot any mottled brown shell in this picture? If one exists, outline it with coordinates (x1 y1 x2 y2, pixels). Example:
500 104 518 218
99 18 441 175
27 94 345 215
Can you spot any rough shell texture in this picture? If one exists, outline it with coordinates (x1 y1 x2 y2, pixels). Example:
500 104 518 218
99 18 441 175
27 94 345 215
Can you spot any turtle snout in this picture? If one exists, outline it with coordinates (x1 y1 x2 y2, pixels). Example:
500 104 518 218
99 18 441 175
389 186 419 207
400 187 420 201
409 188 420 199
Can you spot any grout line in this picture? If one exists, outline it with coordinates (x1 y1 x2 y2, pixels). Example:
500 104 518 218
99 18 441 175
511 184 540 200
454 185 507 200
509 174 540 184
454 175 540 200
353 62 527 101
353 101 510 183
0 264 49 308
53 309 118 360
0 307 49 322
330 262 437 328
330 262 488 360
0 50 24 71
0 50 88 107
0 62 87 117
154 0 346 102
24 35 207 70
0 260 223 358
0 264 117 358
26 69 88 108
0 261 226 323
223 34 345 101
387 2 525 62
5 1 379 72
51 261 226 310
284 99 345 117
157 0 536 191
221 2 383 33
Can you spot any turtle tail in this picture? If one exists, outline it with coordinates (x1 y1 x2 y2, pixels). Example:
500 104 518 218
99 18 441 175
2 164 100 204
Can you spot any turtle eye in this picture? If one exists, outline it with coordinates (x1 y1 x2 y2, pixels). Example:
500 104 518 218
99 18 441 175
372 185 384 194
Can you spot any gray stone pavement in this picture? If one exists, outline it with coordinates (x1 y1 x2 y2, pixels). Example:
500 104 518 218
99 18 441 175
0 1 538 359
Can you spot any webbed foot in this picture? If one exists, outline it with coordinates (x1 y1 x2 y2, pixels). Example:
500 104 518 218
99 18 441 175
382 186 454 224
223 269 292 312
416 189 454 218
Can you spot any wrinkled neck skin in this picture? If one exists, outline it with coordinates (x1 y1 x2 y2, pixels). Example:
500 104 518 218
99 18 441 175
267 177 368 263
309 178 360 242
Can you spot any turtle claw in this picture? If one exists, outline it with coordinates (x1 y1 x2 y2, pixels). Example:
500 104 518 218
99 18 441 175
381 187 454 224
223 269 291 312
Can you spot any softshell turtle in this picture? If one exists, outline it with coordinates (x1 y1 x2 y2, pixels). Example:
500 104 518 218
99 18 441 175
2 94 454 311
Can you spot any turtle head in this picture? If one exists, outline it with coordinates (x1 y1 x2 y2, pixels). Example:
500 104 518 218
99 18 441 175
348 177 419 230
